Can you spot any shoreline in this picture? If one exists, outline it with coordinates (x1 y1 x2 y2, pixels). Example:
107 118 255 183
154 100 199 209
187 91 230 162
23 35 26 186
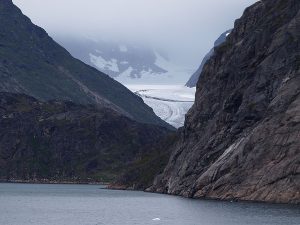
2 180 299 205
107 184 300 205
0 179 110 186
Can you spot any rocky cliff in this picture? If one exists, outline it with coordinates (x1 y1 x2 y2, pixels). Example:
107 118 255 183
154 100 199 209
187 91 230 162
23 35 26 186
0 0 171 129
0 92 170 183
147 0 300 204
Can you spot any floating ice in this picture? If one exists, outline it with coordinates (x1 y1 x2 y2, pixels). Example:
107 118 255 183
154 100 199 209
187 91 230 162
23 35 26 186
152 218 161 221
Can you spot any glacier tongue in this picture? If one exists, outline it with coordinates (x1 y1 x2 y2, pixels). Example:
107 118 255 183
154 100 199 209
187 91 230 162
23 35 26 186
127 85 196 128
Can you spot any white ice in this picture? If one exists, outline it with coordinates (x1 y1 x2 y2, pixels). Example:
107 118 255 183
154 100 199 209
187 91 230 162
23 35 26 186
127 85 196 128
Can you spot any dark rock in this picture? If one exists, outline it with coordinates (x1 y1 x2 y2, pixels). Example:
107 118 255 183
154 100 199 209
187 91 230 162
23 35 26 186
109 133 178 190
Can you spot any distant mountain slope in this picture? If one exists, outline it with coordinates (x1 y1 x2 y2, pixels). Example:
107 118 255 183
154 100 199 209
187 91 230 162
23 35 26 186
0 92 171 182
0 0 171 128
57 37 167 79
55 36 193 85
185 30 231 87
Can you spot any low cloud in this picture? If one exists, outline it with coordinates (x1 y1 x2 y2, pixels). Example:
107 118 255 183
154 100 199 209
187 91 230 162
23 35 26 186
13 0 257 67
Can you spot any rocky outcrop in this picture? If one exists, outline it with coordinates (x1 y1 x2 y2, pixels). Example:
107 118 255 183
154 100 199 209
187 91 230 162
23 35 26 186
0 0 171 129
148 0 300 204
0 92 170 183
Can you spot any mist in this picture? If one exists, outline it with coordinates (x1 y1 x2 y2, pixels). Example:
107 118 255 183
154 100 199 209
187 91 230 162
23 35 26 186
13 0 258 68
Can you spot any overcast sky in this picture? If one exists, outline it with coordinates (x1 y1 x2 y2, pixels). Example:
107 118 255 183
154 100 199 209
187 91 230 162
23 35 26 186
13 0 257 67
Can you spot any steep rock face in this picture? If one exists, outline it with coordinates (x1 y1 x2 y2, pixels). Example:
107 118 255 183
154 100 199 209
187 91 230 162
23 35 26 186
149 0 300 204
0 93 170 183
0 0 171 128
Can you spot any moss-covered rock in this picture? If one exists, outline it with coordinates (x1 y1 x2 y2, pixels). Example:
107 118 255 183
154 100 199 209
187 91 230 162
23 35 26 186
0 92 171 183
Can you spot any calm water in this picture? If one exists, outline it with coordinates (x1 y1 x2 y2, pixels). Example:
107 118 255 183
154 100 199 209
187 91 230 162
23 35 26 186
0 183 299 225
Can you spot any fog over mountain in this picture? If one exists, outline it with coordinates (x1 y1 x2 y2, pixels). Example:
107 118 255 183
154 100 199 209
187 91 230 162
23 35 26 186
13 0 257 84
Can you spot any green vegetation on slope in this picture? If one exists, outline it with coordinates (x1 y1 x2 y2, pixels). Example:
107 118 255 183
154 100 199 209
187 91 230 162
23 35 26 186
0 92 171 183
110 133 178 190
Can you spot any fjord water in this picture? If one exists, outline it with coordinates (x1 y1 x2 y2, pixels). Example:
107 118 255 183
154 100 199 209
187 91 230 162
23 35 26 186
0 183 299 225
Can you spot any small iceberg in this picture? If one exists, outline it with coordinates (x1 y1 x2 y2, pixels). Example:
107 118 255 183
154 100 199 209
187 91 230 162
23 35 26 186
152 218 161 221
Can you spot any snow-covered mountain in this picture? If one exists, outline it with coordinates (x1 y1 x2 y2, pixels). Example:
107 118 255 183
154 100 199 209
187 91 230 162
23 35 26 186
185 29 232 87
55 36 191 85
